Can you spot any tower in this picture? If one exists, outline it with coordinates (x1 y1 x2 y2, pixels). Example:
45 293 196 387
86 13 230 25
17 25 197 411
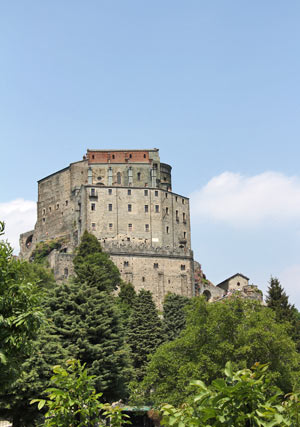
20 149 194 308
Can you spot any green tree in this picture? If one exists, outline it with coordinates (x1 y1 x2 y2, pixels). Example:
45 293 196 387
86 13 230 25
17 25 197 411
160 362 289 427
142 297 300 406
163 293 190 341
0 221 43 391
267 276 300 351
127 289 163 382
49 232 130 401
31 359 131 427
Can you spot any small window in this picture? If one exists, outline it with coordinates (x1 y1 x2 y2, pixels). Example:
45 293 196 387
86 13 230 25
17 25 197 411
42 208 46 215
56 203 59 210
91 222 96 229
144 205 149 213
176 210 179 220
155 190 158 197
165 193 168 198
108 189 112 195
65 200 68 206
92 154 95 159
144 189 148 196
49 206 51 213
166 207 169 215
64 268 69 278
108 204 112 211
183 212 186 222
175 196 178 202
112 154 115 159
142 276 145 282
137 172 141 181
166 226 169 234
154 263 159 269
42 217 46 223
91 188 96 196
182 198 185 204
128 189 131 195
109 223 113 229
124 261 129 267
143 154 146 158
91 203 96 211
183 231 186 238
237 281 241 287
145 224 149 232
181 265 186 271
155 205 159 213
117 172 121 184
128 223 132 231
128 204 132 212
129 154 132 158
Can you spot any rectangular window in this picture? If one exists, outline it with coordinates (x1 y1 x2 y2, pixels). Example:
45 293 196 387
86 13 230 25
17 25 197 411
91 203 95 211
175 196 178 202
155 190 158 197
124 261 129 267
128 204 132 212
181 264 186 271
145 224 149 232
128 223 132 231
108 204 112 211
49 206 51 213
166 226 169 234
183 231 186 238
137 172 141 181
109 223 113 230
183 212 186 222
91 188 96 196
91 222 96 229
155 205 159 213
108 189 112 195
128 189 131 195
144 205 149 213
182 198 185 204
154 263 159 269
176 210 179 221
166 207 169 215
165 193 168 198
144 189 148 196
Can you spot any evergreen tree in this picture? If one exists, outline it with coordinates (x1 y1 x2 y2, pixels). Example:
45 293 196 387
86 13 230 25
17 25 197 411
116 281 137 331
266 277 295 323
163 293 190 341
50 232 130 401
127 289 163 381
266 276 300 351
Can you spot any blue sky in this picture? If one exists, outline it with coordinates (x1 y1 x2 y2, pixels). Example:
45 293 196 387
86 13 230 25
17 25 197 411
1 1 300 306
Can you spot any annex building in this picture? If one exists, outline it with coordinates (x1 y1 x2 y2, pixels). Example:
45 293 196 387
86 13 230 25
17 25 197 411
20 149 197 308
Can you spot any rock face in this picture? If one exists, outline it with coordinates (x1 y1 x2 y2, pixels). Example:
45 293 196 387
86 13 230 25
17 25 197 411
20 149 195 309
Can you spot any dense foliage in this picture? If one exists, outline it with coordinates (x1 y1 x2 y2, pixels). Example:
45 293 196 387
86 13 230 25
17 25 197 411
162 293 190 341
127 289 163 381
141 297 300 406
0 222 43 390
31 359 131 427
160 362 296 426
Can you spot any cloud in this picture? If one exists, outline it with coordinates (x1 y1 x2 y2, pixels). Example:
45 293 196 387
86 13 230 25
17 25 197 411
190 171 300 227
0 199 36 254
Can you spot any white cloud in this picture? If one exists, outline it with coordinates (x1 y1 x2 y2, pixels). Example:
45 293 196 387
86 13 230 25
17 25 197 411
190 171 300 227
0 199 36 254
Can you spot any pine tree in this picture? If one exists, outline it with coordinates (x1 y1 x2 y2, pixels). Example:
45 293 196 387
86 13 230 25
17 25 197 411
50 232 130 401
266 277 295 323
266 276 300 351
163 293 190 341
127 289 163 381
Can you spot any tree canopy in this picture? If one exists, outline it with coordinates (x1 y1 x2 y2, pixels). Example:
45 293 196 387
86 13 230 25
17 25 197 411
142 297 300 406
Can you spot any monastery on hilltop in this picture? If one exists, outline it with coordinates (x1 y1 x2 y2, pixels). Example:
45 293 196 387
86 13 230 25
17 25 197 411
20 148 262 307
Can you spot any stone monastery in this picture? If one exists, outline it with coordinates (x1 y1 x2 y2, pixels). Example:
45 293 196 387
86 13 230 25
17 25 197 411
20 148 262 307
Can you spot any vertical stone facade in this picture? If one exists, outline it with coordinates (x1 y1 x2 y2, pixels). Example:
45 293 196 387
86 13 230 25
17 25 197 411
20 149 194 308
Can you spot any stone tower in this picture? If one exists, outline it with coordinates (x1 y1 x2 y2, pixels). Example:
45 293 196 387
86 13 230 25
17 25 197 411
20 149 195 308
